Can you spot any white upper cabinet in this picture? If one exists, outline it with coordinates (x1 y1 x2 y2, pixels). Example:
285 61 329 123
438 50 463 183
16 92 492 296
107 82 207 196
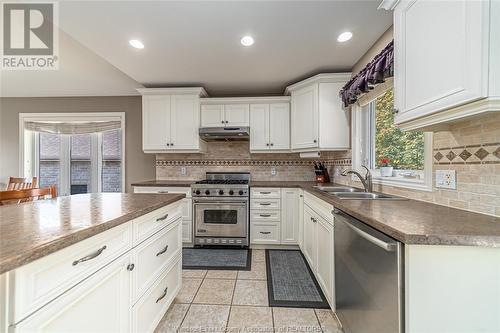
393 0 499 130
200 104 224 127
142 95 171 151
286 73 351 152
170 95 201 150
224 104 250 126
250 104 270 150
201 103 250 127
139 88 207 153
250 102 290 152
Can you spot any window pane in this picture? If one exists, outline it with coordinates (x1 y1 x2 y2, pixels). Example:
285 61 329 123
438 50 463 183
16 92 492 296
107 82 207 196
375 90 424 170
39 133 60 192
102 129 122 192
71 134 91 194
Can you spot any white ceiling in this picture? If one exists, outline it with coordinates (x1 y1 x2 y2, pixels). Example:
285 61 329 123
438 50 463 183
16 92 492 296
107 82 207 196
57 1 392 96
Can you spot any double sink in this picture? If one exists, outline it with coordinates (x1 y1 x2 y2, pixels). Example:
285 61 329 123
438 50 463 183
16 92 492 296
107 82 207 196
314 186 407 200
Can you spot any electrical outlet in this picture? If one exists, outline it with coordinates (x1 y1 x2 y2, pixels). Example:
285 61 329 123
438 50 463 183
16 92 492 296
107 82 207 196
436 170 456 189
271 167 277 176
180 167 187 176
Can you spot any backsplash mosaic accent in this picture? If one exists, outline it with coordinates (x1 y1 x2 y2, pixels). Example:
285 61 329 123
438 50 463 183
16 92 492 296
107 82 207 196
433 142 500 164
155 141 350 182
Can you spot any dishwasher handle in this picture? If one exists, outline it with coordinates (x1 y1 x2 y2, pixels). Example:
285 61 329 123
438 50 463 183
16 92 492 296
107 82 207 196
333 209 397 252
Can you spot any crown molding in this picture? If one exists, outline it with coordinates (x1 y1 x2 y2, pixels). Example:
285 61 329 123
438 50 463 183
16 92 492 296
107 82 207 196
200 96 291 105
137 87 208 97
284 73 352 94
378 0 400 10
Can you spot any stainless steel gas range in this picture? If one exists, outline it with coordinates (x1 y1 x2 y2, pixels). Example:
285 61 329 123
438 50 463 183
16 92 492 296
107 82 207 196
191 172 250 247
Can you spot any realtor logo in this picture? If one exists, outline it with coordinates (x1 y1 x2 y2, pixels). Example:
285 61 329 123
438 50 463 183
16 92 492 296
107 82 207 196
1 2 59 70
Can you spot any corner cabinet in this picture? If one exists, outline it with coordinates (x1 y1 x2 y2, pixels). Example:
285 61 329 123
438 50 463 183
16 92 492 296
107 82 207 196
139 88 208 153
250 103 290 152
286 73 351 152
392 0 500 130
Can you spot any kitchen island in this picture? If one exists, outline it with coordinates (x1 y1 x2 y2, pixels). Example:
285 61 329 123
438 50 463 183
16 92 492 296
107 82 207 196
0 193 185 332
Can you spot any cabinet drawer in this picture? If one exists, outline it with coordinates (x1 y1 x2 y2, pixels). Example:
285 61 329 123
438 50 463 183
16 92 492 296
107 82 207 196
251 187 281 199
132 218 182 301
250 210 281 222
133 186 191 198
251 198 280 210
11 223 132 323
250 222 281 245
132 256 182 333
133 203 182 246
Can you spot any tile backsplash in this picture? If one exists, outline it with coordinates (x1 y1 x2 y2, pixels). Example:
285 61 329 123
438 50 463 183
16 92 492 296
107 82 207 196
156 142 350 181
156 113 499 216
333 113 500 217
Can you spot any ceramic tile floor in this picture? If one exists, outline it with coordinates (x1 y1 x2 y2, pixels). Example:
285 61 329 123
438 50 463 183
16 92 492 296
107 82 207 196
154 249 343 333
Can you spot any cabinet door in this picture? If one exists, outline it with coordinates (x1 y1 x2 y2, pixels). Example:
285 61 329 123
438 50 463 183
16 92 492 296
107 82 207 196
201 104 224 127
316 217 334 306
13 254 132 333
394 0 487 123
302 205 317 270
269 103 290 150
170 95 200 150
298 190 304 249
291 85 318 150
249 104 270 151
281 188 300 244
224 104 250 126
142 95 170 151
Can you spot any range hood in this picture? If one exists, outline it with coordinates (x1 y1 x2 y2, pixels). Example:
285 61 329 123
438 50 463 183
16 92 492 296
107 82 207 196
199 126 250 141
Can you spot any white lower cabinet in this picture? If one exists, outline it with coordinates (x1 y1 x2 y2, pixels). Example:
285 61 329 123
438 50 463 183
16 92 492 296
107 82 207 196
302 193 335 308
316 217 334 306
302 205 317 268
7 203 183 333
132 256 182 333
13 254 133 333
281 188 301 244
133 186 192 244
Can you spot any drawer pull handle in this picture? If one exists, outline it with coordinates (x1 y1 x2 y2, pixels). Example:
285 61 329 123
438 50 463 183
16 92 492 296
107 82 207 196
156 245 169 256
72 245 107 266
259 214 271 217
157 190 169 194
260 231 271 235
127 263 135 271
156 286 168 303
156 213 169 222
259 191 271 194
259 203 271 206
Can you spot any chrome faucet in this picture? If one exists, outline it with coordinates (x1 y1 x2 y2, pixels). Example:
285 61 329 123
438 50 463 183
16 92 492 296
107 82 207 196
341 165 373 192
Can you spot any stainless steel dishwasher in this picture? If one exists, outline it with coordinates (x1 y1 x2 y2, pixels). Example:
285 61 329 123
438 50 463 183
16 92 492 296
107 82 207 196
333 209 404 333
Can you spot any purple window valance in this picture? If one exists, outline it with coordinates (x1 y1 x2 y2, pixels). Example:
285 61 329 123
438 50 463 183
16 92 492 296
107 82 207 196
340 40 394 107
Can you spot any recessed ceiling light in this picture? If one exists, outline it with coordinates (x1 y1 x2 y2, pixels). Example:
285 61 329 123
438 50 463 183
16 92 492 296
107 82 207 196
129 39 144 49
240 36 254 46
337 31 353 43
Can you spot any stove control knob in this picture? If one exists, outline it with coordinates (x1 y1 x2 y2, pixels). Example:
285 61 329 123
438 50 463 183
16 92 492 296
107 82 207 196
218 190 224 195
205 190 210 195
229 190 234 195
239 190 244 195
195 190 201 195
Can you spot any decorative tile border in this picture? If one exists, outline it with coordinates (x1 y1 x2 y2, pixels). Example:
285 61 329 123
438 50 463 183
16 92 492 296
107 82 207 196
434 142 500 165
156 158 352 167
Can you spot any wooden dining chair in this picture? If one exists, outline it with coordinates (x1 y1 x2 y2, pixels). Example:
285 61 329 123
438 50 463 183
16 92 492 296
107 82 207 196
6 177 38 190
0 185 57 205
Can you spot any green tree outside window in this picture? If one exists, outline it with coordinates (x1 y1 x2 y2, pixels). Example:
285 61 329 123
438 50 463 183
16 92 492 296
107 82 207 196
375 90 424 170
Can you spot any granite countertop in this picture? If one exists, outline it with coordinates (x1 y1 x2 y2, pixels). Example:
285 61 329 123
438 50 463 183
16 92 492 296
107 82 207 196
129 179 500 247
0 193 185 274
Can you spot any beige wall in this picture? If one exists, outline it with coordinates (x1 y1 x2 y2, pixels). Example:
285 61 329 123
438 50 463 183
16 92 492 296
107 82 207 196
0 96 155 192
